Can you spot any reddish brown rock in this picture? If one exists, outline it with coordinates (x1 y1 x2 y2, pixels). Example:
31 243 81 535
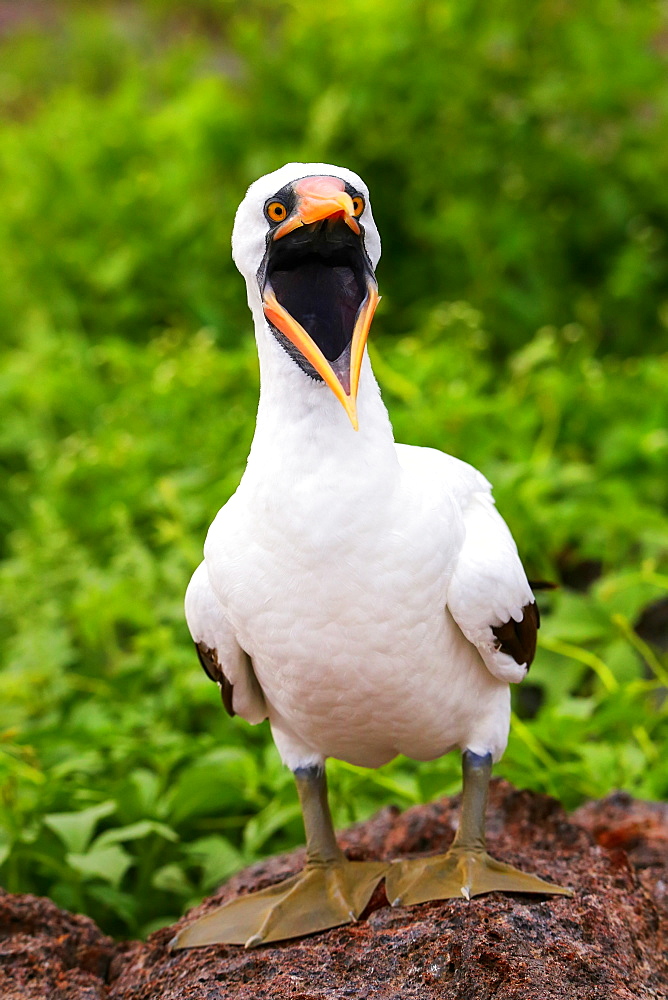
0 887 115 1000
1 782 666 999
573 791 668 928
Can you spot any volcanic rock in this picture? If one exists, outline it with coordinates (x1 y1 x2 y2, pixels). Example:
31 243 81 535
1 782 666 999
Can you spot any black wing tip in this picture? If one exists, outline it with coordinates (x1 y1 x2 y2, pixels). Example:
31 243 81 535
194 641 236 717
220 676 236 717
195 641 218 682
491 601 539 670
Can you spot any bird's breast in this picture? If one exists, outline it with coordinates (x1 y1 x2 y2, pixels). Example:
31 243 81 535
211 471 454 645
201 466 504 766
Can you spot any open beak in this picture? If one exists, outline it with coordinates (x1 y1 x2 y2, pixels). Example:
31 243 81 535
261 176 378 431
263 281 378 431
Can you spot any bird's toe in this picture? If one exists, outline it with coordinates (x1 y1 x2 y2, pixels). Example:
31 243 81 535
171 859 389 950
386 848 572 908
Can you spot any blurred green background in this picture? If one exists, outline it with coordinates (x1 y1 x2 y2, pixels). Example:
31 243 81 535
1 0 667 939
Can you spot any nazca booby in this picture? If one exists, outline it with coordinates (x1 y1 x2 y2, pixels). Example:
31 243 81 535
172 163 571 950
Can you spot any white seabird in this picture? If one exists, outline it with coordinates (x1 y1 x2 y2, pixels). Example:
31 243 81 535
172 163 571 950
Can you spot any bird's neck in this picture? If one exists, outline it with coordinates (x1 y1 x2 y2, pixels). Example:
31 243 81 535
243 315 398 490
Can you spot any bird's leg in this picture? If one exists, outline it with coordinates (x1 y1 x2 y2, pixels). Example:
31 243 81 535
170 764 388 950
385 750 573 907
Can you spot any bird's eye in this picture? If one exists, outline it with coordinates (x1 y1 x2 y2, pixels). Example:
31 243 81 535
265 200 288 223
351 195 365 217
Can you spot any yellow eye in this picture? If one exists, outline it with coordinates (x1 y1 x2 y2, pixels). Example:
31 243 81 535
351 195 365 217
266 200 288 223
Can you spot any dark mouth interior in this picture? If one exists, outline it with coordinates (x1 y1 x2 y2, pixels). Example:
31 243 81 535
265 220 368 363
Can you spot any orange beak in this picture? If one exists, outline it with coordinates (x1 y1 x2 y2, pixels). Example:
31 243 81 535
272 175 361 240
262 176 379 431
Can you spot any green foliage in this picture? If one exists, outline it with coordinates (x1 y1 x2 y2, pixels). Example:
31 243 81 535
2 0 668 354
0 1 667 939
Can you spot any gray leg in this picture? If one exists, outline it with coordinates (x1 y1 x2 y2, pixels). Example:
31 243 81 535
451 750 492 855
385 749 573 907
171 763 389 950
295 765 345 866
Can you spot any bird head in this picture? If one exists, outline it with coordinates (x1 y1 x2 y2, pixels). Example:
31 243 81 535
232 163 381 431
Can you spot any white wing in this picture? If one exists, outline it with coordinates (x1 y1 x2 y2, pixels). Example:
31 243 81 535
185 561 267 724
446 487 537 684
395 444 537 684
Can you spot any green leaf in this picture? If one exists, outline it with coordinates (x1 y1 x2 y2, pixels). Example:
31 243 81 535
93 820 178 849
67 845 133 888
168 748 260 825
184 835 244 891
151 863 192 895
44 801 116 853
86 883 138 927
243 801 302 857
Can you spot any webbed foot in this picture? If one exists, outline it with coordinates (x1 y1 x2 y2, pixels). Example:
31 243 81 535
170 857 389 949
386 845 572 906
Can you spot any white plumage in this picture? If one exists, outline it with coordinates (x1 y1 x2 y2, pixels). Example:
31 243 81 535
173 163 568 951
186 160 534 772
